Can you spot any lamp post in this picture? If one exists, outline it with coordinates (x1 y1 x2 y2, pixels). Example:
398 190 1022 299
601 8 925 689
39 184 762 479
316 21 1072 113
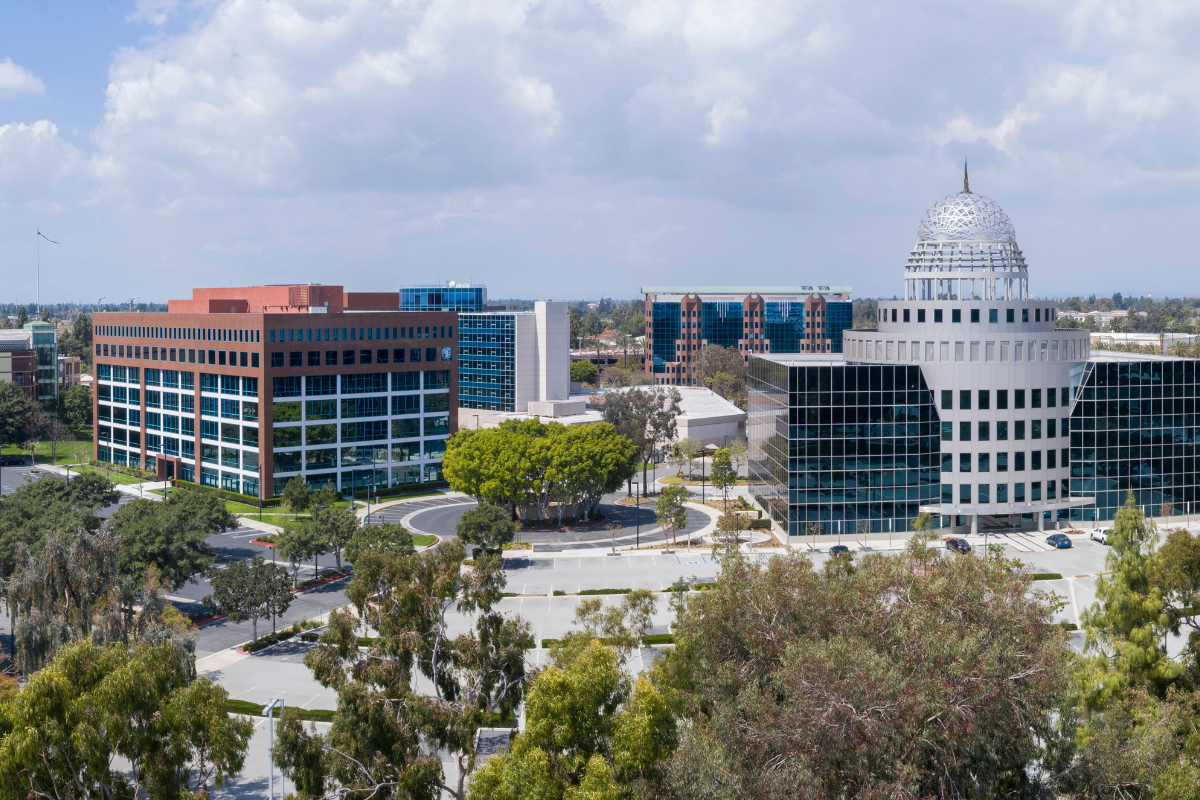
632 480 640 548
263 697 285 799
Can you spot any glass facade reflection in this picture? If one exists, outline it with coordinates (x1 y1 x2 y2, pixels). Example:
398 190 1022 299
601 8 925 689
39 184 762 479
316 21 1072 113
749 359 943 535
1069 357 1200 521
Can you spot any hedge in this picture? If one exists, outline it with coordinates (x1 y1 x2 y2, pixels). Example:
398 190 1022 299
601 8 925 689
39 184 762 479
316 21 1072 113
747 519 772 530
352 482 448 500
171 479 282 508
1031 573 1064 581
577 588 633 595
225 699 335 722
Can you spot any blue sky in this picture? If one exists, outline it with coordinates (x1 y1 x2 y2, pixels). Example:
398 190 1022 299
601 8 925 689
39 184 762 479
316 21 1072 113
2 0 1199 304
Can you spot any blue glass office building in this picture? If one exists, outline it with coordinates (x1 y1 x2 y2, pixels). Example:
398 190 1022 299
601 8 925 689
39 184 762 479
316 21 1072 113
641 286 853 387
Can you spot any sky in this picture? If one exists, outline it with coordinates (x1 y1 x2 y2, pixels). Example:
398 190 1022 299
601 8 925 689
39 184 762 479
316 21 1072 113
2 0 1199 305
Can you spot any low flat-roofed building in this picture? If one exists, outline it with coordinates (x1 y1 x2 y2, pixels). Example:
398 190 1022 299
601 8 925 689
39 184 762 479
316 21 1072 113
0 330 37 401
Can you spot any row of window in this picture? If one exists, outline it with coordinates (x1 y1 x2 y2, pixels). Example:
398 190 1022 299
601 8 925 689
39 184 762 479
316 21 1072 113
271 394 448 421
273 417 450 447
883 307 1055 325
271 440 448 472
941 388 1070 410
941 419 1069 441
272 370 449 398
270 325 451 344
98 344 260 368
943 449 1069 473
943 480 1063 504
97 323 258 344
270 347 452 369
852 337 1085 364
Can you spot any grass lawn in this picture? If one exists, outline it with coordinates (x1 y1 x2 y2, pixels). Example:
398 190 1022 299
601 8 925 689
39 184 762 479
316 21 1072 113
69 464 149 485
659 475 749 486
2 437 94 466
225 498 363 516
412 534 437 547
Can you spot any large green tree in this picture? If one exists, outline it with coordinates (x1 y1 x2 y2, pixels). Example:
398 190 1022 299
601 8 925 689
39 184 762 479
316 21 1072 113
457 503 517 552
596 386 682 491
110 488 237 590
61 383 93 428
313 503 359 572
0 640 252 799
274 539 533 800
443 419 636 522
0 381 38 458
0 472 119 577
656 538 1072 797
203 555 291 643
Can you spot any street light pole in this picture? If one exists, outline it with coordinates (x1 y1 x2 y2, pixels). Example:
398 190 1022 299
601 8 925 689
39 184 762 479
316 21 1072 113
633 480 640 548
263 697 285 799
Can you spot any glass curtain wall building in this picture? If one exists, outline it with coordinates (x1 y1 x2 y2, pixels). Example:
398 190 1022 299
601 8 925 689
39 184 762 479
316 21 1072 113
1069 353 1200 521
748 357 943 535
642 286 854 387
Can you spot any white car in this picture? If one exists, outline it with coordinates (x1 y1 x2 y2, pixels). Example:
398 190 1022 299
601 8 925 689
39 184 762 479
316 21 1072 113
1090 528 1110 544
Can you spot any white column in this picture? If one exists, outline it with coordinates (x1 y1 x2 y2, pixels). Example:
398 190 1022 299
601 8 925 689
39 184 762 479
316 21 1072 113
971 514 978 536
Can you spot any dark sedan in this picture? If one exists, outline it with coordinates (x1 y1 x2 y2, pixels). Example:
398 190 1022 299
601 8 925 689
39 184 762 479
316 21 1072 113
829 545 852 557
1046 533 1073 549
944 538 972 554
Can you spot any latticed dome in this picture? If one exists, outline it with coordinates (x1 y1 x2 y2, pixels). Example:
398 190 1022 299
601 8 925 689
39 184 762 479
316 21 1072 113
903 172 1028 301
917 192 1016 244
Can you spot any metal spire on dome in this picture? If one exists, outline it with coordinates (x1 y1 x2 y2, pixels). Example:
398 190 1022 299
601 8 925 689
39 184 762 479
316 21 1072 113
963 160 970 193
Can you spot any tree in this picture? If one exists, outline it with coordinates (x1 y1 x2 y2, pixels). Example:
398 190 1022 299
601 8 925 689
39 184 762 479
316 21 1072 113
725 437 748 478
313 503 358 572
584 310 604 338
569 306 583 348
0 640 252 799
1079 492 1181 708
6 524 120 673
56 312 92 368
263 562 295 634
596 386 682 492
282 475 312 519
111 488 236 591
13 306 27 328
202 556 285 643
0 471 119 577
571 359 599 385
457 502 518 553
443 419 636 522
344 520 415 567
469 605 675 800
61 383 92 428
613 330 634 370
0 382 37 459
669 438 700 479
694 345 747 408
274 539 533 800
655 485 689 547
275 523 326 587
658 539 1073 797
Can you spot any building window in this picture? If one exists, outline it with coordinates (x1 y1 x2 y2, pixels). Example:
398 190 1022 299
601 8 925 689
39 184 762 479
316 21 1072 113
271 352 284 368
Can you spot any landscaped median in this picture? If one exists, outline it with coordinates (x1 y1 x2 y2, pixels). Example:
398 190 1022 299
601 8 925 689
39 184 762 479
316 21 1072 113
225 698 335 722
540 634 676 648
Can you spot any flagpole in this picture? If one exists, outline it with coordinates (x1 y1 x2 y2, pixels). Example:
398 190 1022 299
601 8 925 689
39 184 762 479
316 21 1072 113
36 229 60 317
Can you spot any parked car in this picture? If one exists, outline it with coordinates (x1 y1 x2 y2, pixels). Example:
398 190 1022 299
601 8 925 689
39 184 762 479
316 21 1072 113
944 538 972 554
1046 533 1073 549
1090 528 1111 544
0 456 28 466
829 545 852 557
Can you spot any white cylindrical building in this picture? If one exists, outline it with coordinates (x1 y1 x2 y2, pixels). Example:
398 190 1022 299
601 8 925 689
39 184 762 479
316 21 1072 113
842 175 1094 533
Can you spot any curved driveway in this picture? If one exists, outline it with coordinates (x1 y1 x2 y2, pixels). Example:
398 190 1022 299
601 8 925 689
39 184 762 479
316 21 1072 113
366 492 710 551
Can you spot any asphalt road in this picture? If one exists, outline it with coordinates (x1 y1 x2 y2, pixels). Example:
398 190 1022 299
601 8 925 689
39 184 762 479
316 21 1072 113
369 491 707 551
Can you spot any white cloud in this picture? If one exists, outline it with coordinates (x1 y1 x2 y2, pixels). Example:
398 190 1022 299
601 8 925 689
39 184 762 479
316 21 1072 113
0 58 46 97
5 0 1200 301
0 121 81 196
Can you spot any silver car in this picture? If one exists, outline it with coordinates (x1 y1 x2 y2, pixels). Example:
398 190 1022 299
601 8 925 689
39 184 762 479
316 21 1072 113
1090 528 1110 544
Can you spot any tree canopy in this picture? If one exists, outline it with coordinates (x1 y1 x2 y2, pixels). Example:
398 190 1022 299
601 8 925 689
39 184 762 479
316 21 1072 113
0 640 252 799
0 472 120 577
456 503 518 552
110 488 237 590
443 419 636 522
595 386 682 490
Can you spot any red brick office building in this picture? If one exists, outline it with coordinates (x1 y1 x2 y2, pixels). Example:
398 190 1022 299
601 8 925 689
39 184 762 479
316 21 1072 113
93 285 457 498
